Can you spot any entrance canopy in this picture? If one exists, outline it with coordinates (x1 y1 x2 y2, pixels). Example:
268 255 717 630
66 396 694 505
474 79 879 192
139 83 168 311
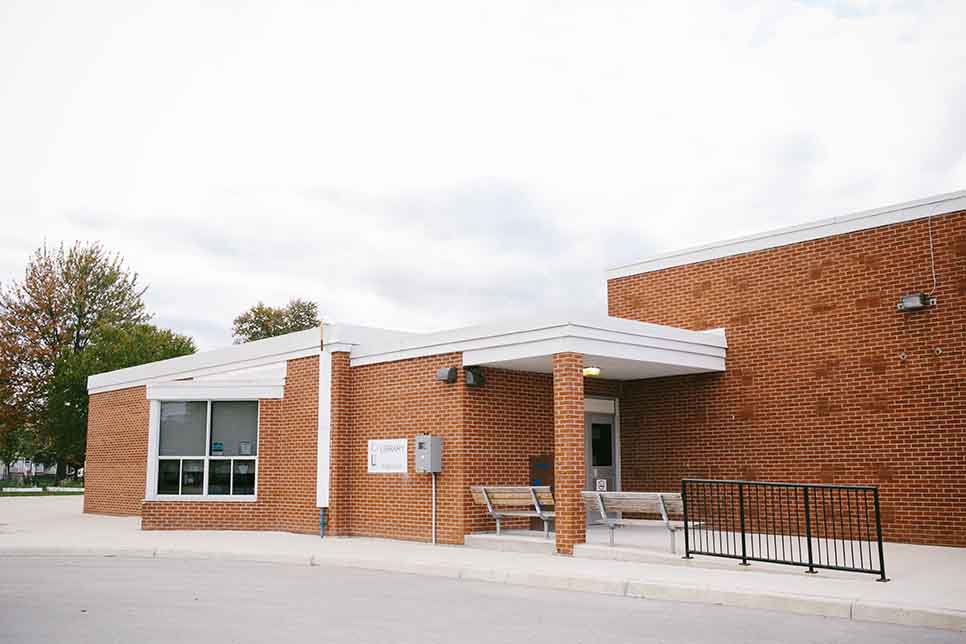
346 316 726 379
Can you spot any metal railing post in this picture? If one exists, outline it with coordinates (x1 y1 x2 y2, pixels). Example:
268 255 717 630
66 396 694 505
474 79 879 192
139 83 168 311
872 488 889 582
802 486 816 574
681 479 692 559
738 482 749 565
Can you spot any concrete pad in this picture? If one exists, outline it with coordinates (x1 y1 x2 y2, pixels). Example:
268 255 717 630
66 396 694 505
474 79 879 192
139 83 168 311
464 531 555 554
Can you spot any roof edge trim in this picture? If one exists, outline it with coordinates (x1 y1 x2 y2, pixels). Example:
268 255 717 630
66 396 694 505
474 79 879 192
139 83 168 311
608 189 966 279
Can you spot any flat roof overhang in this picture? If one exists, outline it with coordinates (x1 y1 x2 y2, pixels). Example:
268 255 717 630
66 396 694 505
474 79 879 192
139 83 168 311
349 317 726 380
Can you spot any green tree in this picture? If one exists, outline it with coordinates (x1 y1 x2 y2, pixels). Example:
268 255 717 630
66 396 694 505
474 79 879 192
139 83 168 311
0 242 149 477
47 324 196 473
232 298 319 343
0 425 37 481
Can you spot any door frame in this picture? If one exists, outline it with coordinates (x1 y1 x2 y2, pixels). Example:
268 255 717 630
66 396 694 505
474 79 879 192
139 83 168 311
583 396 621 493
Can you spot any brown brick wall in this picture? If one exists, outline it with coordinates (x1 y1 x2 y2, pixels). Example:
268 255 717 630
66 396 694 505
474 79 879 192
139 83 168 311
141 355 320 533
609 210 966 546
343 353 465 543
326 351 352 535
462 367 555 534
340 358 619 543
84 385 150 516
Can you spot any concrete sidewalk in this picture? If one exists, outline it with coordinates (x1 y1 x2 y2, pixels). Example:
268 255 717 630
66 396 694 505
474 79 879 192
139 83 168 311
2 497 965 632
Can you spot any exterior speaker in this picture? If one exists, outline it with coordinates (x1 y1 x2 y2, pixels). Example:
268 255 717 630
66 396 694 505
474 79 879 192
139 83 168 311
464 366 486 387
436 367 458 383
896 292 935 312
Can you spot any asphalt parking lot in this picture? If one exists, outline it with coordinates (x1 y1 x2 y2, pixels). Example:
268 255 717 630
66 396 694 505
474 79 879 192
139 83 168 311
1 556 961 644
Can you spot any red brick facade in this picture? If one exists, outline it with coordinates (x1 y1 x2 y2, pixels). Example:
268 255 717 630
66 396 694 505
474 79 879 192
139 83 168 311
608 210 966 546
140 355 320 533
342 353 465 542
462 368 554 534
84 385 150 516
85 207 965 549
326 351 352 535
327 356 616 547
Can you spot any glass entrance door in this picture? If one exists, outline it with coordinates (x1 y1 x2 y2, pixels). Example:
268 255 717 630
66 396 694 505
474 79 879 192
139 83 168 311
585 411 617 522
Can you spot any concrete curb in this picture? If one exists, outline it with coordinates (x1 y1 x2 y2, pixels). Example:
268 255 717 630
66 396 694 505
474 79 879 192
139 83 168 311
2 545 964 632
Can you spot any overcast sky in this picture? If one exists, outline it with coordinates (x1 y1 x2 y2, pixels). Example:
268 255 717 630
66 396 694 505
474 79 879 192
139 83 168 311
1 1 964 349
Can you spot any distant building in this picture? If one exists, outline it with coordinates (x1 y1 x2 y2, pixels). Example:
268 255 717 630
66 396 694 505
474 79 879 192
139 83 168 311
0 459 56 481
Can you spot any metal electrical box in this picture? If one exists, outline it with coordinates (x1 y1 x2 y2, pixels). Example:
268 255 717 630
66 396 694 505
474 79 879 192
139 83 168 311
414 434 442 473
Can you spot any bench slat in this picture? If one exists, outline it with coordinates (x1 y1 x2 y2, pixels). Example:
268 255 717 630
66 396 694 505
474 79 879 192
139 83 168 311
471 486 554 507
580 491 684 516
491 511 556 518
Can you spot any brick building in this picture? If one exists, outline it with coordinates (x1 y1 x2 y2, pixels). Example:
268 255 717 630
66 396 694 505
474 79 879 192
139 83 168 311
85 190 966 553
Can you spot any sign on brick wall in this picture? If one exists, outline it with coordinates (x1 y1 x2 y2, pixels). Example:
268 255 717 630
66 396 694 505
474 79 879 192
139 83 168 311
367 439 408 474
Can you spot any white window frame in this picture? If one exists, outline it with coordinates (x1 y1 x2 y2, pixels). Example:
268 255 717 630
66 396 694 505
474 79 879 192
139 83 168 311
151 400 260 502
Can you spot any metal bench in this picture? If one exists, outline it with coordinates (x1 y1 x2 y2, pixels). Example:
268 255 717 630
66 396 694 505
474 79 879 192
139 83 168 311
470 485 555 538
581 491 697 553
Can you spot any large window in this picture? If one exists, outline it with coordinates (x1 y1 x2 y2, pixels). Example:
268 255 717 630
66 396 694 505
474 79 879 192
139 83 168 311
157 401 259 497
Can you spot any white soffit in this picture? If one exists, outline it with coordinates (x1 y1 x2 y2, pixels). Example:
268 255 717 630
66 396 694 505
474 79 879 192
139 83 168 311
87 327 321 395
608 189 966 279
349 317 726 375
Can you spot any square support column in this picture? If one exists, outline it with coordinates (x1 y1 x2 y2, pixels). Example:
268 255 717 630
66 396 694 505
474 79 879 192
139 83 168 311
553 352 584 555
326 351 352 535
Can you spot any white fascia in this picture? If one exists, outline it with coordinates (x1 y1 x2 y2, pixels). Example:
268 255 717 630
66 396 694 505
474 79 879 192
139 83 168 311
146 380 285 401
87 327 322 395
348 317 727 369
608 189 966 279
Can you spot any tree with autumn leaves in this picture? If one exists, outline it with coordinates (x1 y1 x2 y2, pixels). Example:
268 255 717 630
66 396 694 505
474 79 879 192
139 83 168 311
0 242 195 480
232 298 319 343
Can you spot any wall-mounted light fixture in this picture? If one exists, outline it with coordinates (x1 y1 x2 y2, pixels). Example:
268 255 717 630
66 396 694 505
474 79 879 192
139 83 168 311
897 292 935 312
583 366 601 377
436 367 457 383
464 366 486 387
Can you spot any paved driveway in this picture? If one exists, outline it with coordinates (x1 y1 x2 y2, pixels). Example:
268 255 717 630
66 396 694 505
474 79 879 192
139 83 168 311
0 557 961 644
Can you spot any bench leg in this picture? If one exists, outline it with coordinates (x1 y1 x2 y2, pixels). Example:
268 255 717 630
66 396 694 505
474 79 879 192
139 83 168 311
496 517 501 536
669 529 676 555
543 519 550 540
609 525 615 547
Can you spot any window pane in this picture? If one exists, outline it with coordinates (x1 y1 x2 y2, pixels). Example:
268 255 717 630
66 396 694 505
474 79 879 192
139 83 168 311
181 459 204 494
232 459 256 495
157 460 180 494
591 423 613 467
208 460 231 495
159 402 207 456
210 402 258 457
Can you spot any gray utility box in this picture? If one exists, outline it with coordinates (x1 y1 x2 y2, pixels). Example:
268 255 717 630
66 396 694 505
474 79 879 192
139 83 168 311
414 434 442 473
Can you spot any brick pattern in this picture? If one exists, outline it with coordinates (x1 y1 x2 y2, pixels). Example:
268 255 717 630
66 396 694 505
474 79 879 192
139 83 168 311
553 352 585 555
84 385 150 516
326 351 352 535
462 367 555 534
141 355 320 533
341 360 617 543
344 353 465 543
609 210 966 546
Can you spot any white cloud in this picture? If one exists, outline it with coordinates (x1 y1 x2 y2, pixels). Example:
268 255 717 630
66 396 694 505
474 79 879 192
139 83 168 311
1 0 964 348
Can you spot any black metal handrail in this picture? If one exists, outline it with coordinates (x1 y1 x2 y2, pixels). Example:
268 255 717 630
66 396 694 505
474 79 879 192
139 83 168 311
682 479 888 581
